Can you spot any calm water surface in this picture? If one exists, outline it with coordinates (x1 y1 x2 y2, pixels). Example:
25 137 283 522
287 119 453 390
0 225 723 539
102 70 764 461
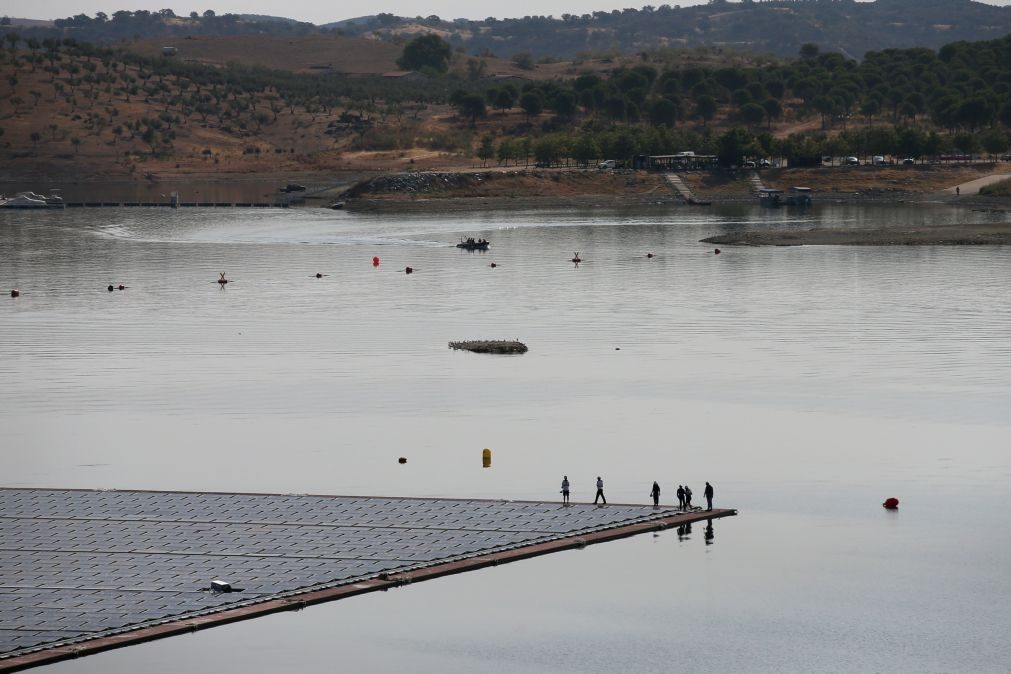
2 203 1010 672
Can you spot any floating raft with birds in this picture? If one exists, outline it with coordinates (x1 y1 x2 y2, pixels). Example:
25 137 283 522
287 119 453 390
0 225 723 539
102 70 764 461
449 340 528 354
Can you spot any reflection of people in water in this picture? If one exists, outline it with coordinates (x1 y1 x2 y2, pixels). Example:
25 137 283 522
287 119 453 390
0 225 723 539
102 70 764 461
705 518 715 545
677 522 693 541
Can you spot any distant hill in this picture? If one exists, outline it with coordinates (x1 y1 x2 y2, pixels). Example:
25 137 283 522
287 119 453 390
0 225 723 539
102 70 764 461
6 0 1011 60
337 0 1011 59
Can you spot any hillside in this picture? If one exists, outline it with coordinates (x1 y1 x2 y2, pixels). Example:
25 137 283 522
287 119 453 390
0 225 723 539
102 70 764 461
337 0 1011 59
9 0 1011 61
0 31 1007 183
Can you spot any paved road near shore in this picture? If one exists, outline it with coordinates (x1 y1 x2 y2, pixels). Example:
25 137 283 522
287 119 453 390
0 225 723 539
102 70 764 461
945 173 1011 194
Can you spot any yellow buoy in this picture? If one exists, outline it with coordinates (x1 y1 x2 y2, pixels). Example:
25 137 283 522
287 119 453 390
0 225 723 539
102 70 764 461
482 448 491 468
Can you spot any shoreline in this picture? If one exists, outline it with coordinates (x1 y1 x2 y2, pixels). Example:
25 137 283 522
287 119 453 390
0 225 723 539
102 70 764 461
4 166 1009 213
701 223 1011 246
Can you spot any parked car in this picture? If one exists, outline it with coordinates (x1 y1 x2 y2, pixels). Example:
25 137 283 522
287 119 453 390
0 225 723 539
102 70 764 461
759 159 773 168
901 158 916 165
280 183 307 193
598 159 616 169
742 160 757 168
845 156 860 165
872 155 887 165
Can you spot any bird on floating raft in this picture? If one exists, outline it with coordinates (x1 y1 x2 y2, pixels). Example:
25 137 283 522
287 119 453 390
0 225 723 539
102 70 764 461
449 340 528 354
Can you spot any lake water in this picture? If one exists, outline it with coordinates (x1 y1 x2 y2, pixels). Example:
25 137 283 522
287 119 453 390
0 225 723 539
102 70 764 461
2 203 1010 672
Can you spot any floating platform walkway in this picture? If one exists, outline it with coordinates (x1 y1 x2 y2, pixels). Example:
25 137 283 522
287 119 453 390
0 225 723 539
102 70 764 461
63 202 288 208
0 488 736 671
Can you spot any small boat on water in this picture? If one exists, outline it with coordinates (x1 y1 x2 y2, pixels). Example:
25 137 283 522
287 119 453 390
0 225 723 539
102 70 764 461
456 237 490 250
0 191 65 209
757 186 812 208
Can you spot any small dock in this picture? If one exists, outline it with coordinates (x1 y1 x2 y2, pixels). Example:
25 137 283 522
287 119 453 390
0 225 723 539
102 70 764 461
0 488 735 671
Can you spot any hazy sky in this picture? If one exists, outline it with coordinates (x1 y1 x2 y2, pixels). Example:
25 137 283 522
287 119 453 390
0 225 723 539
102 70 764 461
7 0 1011 25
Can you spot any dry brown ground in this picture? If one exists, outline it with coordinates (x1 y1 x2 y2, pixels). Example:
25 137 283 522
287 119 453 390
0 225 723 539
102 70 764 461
682 164 1000 197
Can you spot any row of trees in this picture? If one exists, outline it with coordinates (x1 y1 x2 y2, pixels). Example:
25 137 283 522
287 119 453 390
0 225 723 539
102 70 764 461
441 34 1011 137
476 124 1010 168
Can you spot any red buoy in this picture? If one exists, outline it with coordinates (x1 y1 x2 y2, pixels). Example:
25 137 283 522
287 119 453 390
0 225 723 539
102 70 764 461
10 289 19 298
398 457 407 464
646 252 654 258
883 497 899 509
714 248 721 255
117 284 125 290
490 262 498 268
372 257 380 267
404 266 413 274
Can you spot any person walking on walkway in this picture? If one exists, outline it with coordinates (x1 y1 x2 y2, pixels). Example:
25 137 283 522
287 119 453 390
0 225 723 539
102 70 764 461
676 485 685 510
561 475 570 505
684 484 693 509
650 481 661 507
594 476 607 505
704 481 714 511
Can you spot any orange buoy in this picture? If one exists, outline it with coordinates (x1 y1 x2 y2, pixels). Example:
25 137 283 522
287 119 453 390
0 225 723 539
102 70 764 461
398 457 407 464
10 289 19 298
372 256 380 267
714 249 721 255
883 497 899 509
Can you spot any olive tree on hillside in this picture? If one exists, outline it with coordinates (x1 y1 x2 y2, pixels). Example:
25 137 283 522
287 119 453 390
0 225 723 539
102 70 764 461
396 34 452 74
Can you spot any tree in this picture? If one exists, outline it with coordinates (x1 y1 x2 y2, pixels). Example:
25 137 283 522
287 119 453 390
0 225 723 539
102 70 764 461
739 102 765 129
570 134 600 166
520 91 543 124
494 87 516 112
551 90 578 119
695 95 717 127
799 43 820 60
512 52 534 70
761 98 782 130
648 98 678 128
979 128 1008 159
397 34 452 73
456 94 486 127
477 134 495 166
718 128 760 167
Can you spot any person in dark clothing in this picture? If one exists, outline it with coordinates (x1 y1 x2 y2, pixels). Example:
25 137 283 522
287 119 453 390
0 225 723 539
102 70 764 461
684 485 693 508
561 475 570 505
650 481 661 507
594 476 606 504
676 485 685 510
704 481 714 510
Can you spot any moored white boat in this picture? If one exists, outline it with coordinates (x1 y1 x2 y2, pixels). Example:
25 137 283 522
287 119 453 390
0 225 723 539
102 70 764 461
0 191 65 209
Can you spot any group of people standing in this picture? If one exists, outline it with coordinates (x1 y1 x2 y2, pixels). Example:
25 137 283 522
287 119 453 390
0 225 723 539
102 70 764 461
562 476 714 510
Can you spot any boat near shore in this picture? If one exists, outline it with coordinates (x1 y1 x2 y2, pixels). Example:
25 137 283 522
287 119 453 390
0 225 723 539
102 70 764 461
0 191 65 209
456 237 490 250
757 186 812 208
